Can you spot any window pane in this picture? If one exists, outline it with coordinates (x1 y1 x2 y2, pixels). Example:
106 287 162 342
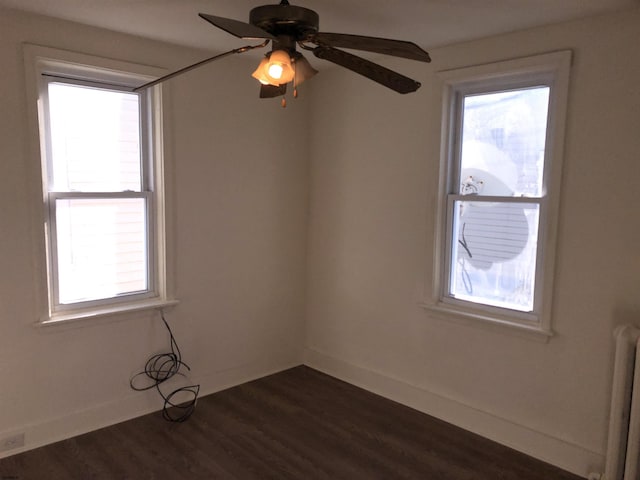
450 200 539 312
48 82 142 192
55 198 148 304
459 87 549 197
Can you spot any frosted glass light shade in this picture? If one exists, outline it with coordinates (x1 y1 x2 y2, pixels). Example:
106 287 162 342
251 57 271 85
252 50 294 86
293 55 318 87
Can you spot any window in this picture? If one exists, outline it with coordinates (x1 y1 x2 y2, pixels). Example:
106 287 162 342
25 45 175 322
428 51 571 336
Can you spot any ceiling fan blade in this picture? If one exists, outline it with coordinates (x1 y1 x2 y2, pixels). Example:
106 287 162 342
312 47 422 94
133 42 268 92
260 83 287 98
312 32 431 62
199 13 276 40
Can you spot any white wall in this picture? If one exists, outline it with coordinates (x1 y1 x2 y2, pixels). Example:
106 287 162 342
0 7 308 454
305 7 640 477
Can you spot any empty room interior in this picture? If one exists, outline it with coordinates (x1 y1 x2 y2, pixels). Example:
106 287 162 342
0 0 639 478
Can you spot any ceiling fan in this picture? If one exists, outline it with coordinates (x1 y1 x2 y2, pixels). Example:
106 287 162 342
134 0 431 103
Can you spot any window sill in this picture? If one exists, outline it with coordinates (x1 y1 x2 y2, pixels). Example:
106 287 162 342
36 298 180 329
420 301 554 343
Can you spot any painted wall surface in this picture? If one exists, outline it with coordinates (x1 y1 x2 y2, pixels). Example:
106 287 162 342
0 7 308 453
305 7 640 477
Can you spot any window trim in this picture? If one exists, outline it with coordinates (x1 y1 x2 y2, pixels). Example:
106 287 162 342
23 44 177 324
423 51 572 338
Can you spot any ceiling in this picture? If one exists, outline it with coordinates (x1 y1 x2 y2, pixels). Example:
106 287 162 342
0 0 637 54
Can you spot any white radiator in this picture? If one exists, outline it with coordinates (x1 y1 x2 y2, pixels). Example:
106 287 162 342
605 325 640 480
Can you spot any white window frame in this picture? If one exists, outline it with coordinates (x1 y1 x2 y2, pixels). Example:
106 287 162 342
424 51 571 338
24 45 177 324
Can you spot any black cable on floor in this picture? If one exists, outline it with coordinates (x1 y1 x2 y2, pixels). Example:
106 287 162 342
130 310 200 422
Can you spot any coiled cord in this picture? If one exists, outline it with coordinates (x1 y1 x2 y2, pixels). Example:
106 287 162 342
130 310 200 422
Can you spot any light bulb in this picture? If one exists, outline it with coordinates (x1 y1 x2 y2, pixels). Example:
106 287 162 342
266 50 295 84
268 64 284 79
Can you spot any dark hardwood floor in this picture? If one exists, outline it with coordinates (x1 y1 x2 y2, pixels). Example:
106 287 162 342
0 366 583 479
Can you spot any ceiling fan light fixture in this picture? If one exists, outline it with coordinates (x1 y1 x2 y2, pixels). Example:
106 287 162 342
252 49 295 86
136 4 431 97
266 49 295 84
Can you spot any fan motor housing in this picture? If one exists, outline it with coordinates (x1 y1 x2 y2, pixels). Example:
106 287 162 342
249 4 319 40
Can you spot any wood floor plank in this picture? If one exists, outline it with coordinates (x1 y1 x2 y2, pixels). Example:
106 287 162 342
0 366 584 479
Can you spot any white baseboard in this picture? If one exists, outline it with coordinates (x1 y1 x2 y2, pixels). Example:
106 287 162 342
0 358 300 460
304 347 603 478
